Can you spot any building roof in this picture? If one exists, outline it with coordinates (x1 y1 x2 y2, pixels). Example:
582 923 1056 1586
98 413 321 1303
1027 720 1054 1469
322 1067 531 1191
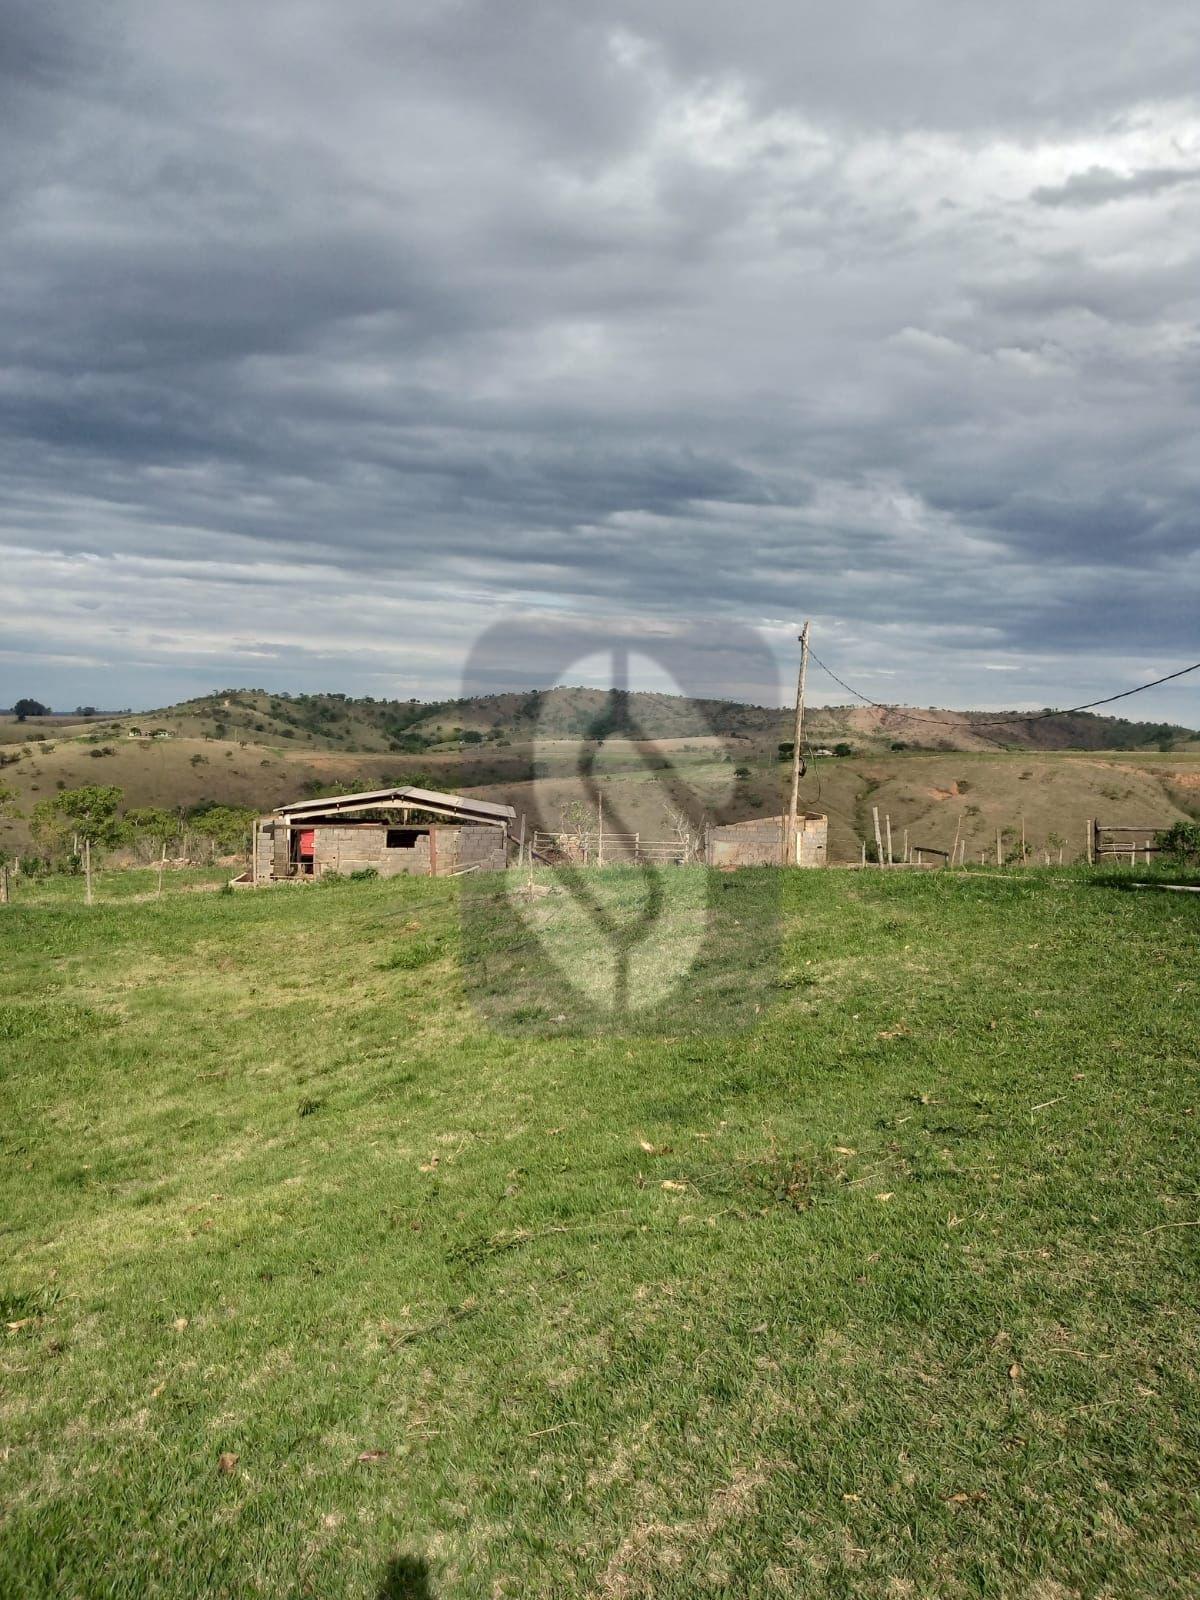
264 785 515 827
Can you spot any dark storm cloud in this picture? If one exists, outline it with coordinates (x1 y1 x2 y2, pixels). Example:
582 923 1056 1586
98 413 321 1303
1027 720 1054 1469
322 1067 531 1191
1 0 1199 717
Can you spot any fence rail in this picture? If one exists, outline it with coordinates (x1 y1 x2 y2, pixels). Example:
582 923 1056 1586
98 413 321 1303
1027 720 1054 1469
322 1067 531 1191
1092 821 1165 863
530 830 693 865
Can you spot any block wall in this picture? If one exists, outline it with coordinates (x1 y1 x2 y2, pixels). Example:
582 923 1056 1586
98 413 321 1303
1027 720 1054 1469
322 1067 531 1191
706 814 827 868
258 821 509 879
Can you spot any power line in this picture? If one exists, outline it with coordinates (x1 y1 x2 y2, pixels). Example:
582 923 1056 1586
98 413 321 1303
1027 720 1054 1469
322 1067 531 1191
807 648 1200 730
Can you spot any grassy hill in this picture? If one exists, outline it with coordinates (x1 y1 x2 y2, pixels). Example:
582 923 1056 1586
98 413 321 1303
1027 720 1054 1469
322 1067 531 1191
2 688 1196 869
2 865 1198 1596
4 686 1191 756
3 721 1200 867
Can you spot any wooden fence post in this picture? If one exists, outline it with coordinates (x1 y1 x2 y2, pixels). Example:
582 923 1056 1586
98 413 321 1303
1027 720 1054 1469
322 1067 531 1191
996 828 1003 868
885 814 894 867
84 838 93 905
872 807 884 867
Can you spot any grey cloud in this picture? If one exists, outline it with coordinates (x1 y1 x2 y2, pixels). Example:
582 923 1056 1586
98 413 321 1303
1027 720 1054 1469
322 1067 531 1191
1 0 1199 715
1031 164 1200 208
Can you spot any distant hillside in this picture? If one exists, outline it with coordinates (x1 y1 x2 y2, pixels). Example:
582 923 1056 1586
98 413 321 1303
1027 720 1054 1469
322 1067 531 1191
4 685 1188 756
2 688 1198 863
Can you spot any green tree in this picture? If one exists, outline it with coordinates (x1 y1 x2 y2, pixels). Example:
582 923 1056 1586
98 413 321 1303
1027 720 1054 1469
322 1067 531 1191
189 804 257 856
124 807 181 859
31 785 123 855
30 785 123 903
13 698 49 721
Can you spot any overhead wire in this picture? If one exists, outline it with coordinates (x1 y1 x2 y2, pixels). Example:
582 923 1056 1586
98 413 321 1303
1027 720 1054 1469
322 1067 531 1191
806 648 1200 730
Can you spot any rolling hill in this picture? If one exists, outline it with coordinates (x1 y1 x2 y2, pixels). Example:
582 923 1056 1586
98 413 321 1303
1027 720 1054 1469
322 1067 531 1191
3 685 1193 756
2 686 1199 867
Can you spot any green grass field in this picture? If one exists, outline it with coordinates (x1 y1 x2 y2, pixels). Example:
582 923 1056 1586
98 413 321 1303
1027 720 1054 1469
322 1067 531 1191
2 865 1199 1597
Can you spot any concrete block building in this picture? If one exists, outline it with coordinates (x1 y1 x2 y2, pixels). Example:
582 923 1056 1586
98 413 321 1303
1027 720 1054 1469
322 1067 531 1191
252 785 514 883
705 812 828 868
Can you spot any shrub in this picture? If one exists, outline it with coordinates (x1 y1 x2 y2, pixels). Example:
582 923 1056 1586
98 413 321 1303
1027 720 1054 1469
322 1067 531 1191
1156 820 1200 866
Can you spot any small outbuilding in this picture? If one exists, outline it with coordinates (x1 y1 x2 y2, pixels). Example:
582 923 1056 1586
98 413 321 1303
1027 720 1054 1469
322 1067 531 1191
253 785 515 883
705 812 828 868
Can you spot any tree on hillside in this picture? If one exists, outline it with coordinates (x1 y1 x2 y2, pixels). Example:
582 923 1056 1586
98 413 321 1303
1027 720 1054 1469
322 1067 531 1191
13 698 49 721
31 784 123 904
124 807 182 862
189 804 256 859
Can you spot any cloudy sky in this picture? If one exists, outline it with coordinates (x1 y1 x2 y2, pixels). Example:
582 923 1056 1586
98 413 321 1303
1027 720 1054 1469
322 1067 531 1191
3 0 1199 718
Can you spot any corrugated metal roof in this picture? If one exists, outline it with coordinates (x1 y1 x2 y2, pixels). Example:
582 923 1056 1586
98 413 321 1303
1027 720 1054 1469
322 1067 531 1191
266 785 515 824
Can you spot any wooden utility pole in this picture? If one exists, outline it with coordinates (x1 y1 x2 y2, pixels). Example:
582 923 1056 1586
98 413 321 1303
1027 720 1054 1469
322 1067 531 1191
783 620 811 866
